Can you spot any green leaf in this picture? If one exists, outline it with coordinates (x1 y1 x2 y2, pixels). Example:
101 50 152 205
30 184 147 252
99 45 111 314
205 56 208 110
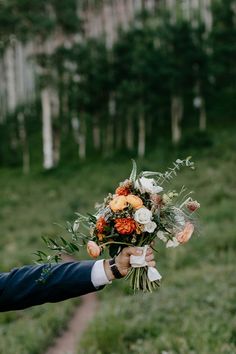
87 213 97 223
70 242 79 252
60 236 68 246
129 159 137 182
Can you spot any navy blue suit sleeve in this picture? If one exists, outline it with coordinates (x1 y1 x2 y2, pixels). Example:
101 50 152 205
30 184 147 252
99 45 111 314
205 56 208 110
0 261 104 312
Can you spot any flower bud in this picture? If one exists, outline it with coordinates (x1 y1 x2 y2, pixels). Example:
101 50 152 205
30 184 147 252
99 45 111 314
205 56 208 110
87 241 101 258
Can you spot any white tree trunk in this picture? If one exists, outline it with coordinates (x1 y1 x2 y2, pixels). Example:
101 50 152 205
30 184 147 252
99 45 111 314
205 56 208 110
126 115 134 151
78 114 86 160
0 58 7 122
72 115 86 159
17 112 30 174
15 41 25 105
103 94 116 155
199 98 207 131
171 95 183 144
103 119 114 156
41 88 54 169
138 112 146 157
116 117 123 149
5 46 17 113
51 89 60 165
93 115 101 150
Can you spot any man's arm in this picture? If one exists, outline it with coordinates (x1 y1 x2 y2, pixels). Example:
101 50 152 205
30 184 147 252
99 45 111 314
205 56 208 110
0 261 102 312
0 246 155 312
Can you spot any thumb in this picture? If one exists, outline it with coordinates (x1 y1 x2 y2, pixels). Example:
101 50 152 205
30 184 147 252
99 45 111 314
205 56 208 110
123 246 143 257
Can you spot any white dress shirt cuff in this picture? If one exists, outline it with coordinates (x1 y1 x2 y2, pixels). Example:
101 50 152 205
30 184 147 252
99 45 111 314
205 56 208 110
91 259 112 288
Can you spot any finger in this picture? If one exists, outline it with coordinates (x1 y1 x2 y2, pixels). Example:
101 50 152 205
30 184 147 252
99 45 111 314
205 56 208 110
145 254 154 262
147 260 156 268
146 247 153 256
123 246 142 257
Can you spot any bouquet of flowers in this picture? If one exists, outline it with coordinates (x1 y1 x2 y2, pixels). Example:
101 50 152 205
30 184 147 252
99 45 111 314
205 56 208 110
36 158 200 292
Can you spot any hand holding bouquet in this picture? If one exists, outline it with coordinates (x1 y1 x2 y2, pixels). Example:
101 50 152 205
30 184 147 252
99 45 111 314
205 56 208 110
37 158 200 292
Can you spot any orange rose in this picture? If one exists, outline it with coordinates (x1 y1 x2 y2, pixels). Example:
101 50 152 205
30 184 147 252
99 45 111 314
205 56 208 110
96 217 107 233
126 194 143 209
87 241 101 258
176 222 194 244
115 218 136 235
109 196 127 212
115 186 130 196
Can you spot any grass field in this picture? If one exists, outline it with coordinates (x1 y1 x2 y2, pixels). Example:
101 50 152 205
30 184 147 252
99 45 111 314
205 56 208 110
0 127 235 353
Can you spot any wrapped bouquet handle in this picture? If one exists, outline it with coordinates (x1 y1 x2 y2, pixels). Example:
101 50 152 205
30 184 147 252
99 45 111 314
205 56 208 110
130 245 162 282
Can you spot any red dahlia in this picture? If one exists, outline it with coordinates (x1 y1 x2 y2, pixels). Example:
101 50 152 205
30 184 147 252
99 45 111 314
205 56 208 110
115 218 136 235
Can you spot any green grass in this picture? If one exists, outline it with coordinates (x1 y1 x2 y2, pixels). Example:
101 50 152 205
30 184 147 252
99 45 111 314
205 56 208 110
0 127 235 353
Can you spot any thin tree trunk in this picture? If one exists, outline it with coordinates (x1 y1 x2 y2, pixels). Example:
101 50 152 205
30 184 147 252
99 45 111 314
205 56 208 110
116 117 123 150
93 115 101 150
17 112 30 174
15 41 24 105
0 58 7 122
53 128 60 165
51 89 60 165
138 111 146 157
78 114 86 160
199 97 207 131
5 46 17 113
104 94 116 156
103 119 114 156
41 88 54 169
72 115 86 159
126 115 134 151
171 95 183 145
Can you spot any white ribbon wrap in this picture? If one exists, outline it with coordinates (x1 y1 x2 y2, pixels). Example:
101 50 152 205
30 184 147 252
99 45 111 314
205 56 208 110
130 245 162 282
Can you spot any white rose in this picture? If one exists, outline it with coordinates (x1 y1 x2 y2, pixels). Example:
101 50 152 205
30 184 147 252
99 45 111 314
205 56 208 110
144 221 157 233
166 237 180 248
134 207 152 224
156 231 167 242
135 177 163 194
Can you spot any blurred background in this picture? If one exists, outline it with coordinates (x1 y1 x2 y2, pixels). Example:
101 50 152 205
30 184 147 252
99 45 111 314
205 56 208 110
0 1 235 353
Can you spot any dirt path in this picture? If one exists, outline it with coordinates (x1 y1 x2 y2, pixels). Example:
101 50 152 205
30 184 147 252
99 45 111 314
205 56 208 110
45 292 98 354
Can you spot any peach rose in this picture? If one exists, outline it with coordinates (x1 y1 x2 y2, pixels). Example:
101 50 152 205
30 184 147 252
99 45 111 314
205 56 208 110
115 186 130 196
126 194 143 209
115 218 137 235
176 222 194 244
109 195 127 212
87 241 101 258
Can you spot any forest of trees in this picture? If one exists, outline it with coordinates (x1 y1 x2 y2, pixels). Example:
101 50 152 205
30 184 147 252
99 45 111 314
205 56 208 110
0 0 235 171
